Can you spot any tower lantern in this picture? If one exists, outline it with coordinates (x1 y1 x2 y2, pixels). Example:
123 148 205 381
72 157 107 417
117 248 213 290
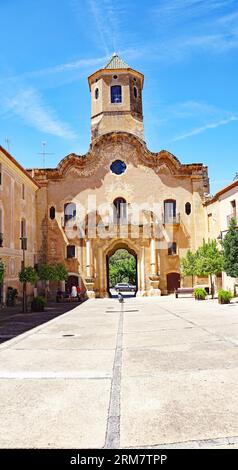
88 53 144 141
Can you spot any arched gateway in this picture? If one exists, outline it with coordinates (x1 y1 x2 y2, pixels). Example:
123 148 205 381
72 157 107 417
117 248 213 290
31 54 209 298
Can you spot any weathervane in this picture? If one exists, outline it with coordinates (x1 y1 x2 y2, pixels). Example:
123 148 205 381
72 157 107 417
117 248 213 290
37 141 54 168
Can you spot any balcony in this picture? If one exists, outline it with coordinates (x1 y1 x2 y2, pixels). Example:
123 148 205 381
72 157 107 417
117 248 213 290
162 213 180 225
227 213 238 227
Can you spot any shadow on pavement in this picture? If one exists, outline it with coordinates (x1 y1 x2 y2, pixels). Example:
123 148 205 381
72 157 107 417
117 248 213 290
0 301 85 344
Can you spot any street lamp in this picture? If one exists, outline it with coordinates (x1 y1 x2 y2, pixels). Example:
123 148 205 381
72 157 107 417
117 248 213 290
20 236 27 312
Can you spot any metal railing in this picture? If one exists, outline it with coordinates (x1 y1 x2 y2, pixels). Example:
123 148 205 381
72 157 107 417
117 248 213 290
162 213 180 225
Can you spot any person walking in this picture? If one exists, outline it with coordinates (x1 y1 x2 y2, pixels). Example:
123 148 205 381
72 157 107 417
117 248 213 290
118 291 124 303
76 285 81 301
71 285 77 301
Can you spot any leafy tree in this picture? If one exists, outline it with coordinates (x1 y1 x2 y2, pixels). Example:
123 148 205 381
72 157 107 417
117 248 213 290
38 263 56 298
109 249 136 286
37 263 68 295
180 250 197 286
54 263 69 282
19 266 39 284
38 264 56 282
222 217 238 279
19 266 39 312
195 240 224 299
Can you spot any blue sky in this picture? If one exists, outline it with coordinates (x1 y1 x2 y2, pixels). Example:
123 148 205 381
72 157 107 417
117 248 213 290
0 0 238 194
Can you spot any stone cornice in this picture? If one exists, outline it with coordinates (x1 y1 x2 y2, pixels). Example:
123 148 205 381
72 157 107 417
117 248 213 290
29 132 208 183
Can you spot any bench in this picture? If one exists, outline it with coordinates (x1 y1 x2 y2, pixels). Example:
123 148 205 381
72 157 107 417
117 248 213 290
56 292 81 303
175 287 194 298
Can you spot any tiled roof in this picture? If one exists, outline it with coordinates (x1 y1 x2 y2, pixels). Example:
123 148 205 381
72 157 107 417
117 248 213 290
104 53 129 69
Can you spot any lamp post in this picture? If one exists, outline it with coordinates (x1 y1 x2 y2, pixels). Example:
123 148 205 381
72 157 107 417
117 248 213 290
20 236 27 313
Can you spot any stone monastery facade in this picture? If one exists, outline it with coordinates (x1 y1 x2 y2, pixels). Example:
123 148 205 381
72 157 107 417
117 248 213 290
2 54 236 300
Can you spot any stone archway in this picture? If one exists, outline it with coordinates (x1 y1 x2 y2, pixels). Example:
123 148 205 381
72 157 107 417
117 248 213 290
104 240 139 298
106 247 138 297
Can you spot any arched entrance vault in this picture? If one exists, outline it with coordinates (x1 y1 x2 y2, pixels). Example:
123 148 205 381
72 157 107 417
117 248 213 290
106 242 138 297
101 239 140 298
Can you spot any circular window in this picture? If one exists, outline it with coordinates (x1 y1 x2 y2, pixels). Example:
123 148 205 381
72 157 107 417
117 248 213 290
113 75 118 79
110 160 127 175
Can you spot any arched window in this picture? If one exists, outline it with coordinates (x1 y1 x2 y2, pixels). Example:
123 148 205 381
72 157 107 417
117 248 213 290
164 199 176 223
113 197 127 223
64 203 76 225
185 202 191 215
111 85 122 103
133 86 138 98
49 206 56 220
95 88 99 100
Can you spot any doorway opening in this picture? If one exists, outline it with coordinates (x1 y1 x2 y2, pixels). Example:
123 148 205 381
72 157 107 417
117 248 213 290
66 275 79 295
167 272 180 293
106 248 137 298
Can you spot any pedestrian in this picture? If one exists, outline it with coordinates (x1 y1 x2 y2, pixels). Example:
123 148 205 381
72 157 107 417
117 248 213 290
118 291 124 303
77 285 81 301
71 285 77 301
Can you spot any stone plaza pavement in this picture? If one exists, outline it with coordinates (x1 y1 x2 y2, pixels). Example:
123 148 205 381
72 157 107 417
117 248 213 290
0 296 238 449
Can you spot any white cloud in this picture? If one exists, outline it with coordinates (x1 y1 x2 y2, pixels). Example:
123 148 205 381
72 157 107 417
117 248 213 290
3 87 76 139
172 116 238 141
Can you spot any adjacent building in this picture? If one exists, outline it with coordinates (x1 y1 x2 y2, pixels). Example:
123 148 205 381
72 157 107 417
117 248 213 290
205 179 238 293
0 146 39 303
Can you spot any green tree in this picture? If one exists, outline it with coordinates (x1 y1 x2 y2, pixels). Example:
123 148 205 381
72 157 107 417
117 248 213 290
19 266 39 312
38 263 68 294
222 217 238 281
109 249 136 286
38 264 56 282
54 263 69 287
38 263 56 298
180 250 197 287
195 240 224 299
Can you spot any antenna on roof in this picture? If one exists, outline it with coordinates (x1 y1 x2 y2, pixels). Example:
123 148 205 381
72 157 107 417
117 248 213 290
5 137 11 153
37 141 54 168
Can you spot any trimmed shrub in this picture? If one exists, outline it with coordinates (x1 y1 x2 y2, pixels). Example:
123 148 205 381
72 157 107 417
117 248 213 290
31 296 46 312
218 289 233 304
194 287 207 300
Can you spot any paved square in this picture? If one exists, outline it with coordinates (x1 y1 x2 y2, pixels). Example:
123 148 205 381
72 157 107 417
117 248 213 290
0 296 238 448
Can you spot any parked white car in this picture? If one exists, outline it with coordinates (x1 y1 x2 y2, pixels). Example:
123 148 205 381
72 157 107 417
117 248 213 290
114 283 136 292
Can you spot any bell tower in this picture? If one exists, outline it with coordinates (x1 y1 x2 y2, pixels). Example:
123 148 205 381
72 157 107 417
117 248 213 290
88 53 144 141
